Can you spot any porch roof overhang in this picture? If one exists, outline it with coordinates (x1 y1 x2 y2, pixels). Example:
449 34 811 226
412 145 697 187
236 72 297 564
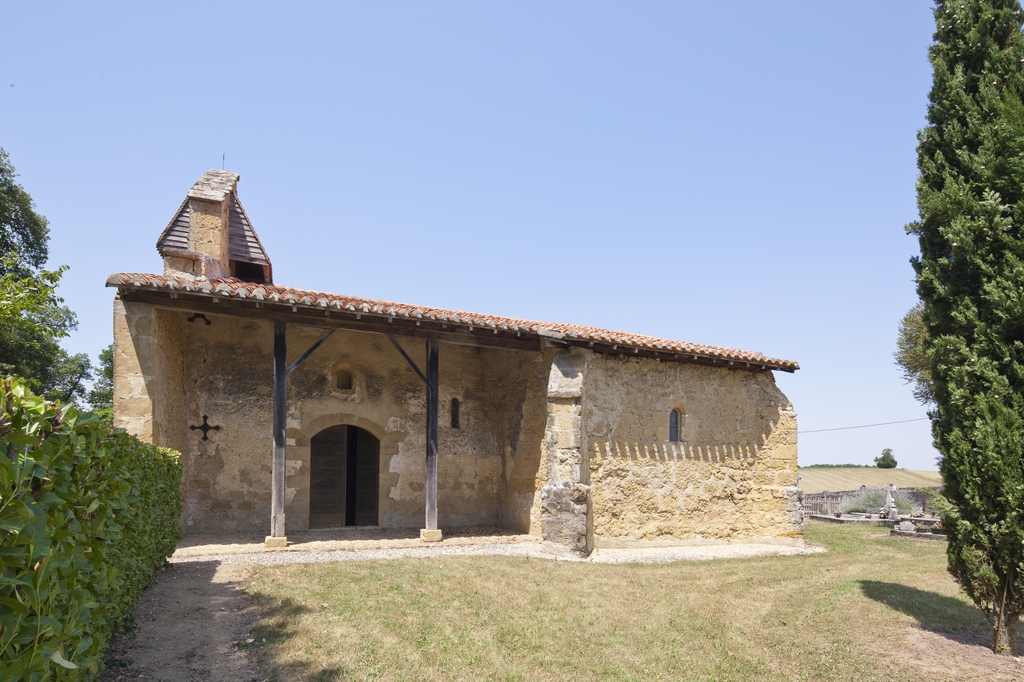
106 273 800 373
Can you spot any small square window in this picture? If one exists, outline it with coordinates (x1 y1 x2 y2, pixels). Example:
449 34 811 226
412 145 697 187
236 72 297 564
336 369 353 391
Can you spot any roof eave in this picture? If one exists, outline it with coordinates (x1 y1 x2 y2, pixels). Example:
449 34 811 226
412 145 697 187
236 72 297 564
106 274 799 373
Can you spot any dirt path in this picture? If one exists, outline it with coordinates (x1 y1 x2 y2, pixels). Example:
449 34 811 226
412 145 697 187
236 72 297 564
100 561 263 682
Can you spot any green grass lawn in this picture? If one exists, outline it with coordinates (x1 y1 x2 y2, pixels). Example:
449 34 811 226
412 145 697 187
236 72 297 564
242 524 993 681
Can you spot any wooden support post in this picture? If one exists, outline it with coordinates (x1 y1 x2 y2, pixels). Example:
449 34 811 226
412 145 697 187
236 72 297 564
267 320 288 548
421 339 441 541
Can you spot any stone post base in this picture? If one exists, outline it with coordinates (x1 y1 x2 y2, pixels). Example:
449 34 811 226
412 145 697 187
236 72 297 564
420 529 443 542
264 536 288 548
540 482 592 556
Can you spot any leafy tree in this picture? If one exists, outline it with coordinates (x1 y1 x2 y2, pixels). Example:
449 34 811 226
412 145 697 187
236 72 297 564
0 258 65 330
907 0 1024 655
0 147 49 275
88 344 113 423
47 351 93 406
895 303 935 404
0 148 90 404
0 261 91 402
874 448 897 469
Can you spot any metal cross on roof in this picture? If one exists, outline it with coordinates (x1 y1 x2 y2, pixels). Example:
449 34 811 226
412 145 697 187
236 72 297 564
190 415 221 441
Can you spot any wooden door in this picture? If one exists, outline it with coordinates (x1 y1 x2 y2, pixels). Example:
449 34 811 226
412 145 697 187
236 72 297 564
350 428 379 526
309 425 379 528
309 425 348 528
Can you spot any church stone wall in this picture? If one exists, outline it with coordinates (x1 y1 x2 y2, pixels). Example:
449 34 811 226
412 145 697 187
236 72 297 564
114 302 547 534
283 326 516 531
584 353 802 546
113 300 190 531
177 315 274 532
114 298 800 548
492 349 556 536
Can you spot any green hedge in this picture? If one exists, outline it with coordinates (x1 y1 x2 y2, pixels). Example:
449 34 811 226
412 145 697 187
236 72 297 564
0 377 183 680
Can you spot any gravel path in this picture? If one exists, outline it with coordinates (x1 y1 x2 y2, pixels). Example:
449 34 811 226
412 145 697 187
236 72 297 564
172 539 823 566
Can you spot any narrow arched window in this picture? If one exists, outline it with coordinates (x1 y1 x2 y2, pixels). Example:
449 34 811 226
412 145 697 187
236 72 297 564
336 369 353 391
669 409 681 442
451 398 461 429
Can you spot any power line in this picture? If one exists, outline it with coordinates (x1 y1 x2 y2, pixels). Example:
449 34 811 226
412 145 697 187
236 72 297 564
799 418 929 434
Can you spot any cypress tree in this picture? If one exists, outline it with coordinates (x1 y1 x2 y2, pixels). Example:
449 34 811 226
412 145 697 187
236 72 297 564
909 0 1024 655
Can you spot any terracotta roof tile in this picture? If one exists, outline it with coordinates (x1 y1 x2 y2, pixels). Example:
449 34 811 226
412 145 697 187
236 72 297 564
106 273 799 372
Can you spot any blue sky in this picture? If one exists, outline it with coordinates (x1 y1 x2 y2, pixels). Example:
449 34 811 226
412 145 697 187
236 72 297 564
1 1 939 468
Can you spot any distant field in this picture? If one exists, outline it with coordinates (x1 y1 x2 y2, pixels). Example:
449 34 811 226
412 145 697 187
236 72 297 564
798 467 942 493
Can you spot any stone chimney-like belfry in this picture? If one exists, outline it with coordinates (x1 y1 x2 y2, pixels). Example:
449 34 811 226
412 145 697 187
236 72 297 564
155 170 272 283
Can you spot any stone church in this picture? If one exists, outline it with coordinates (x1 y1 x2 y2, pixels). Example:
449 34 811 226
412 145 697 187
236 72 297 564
109 170 802 554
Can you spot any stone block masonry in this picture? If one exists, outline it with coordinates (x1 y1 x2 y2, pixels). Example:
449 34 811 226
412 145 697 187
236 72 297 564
539 350 594 555
114 302 801 552
584 353 801 546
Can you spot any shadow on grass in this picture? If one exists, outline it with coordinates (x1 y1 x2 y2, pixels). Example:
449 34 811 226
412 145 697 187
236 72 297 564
858 580 1007 647
249 592 350 681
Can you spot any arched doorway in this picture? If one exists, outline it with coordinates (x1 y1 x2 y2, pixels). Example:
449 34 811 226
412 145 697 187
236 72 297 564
309 425 380 528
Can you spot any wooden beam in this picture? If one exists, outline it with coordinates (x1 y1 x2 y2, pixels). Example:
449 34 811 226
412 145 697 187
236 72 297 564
425 339 439 531
270 321 287 539
387 335 427 385
286 329 335 375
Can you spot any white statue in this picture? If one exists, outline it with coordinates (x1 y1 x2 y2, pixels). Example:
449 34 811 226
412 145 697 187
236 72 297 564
885 483 898 520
